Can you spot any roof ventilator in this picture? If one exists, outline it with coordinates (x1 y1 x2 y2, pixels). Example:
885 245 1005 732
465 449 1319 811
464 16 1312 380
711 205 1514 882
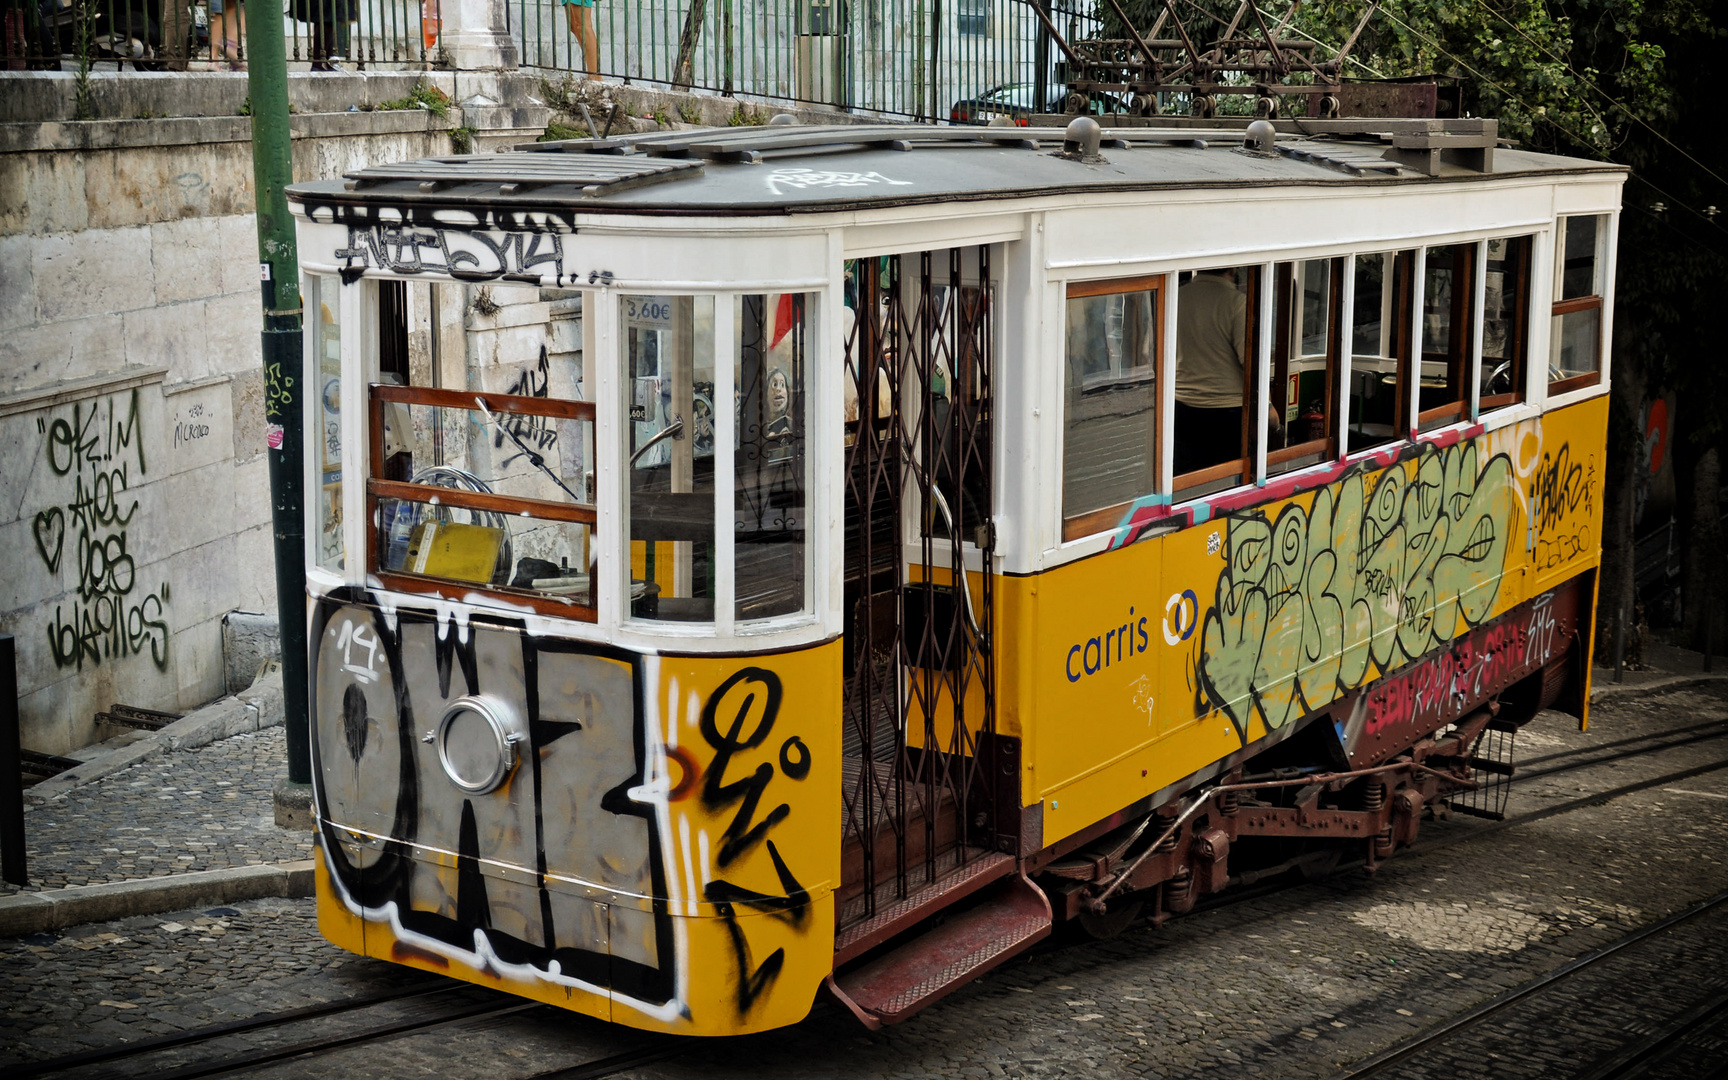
1054 116 1107 164
1238 119 1278 157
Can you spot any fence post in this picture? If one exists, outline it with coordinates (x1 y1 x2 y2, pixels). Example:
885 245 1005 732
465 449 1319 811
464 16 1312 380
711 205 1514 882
0 634 25 887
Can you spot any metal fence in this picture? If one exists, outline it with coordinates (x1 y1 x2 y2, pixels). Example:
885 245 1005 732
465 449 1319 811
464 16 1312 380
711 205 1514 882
2 0 440 71
513 0 1100 122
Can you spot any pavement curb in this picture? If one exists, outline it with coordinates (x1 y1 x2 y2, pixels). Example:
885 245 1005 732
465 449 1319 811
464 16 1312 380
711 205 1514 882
0 860 316 938
1590 671 1728 705
26 670 286 805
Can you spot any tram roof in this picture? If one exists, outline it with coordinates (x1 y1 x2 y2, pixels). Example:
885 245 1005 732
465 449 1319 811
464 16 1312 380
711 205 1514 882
285 118 1624 218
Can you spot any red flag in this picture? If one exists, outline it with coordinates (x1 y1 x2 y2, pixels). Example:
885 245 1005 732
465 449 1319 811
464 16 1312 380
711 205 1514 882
771 293 796 349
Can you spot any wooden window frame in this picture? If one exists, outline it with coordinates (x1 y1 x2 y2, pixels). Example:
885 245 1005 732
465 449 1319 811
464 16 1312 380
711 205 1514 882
1478 235 1532 412
1173 266 1260 500
1345 250 1415 453
1269 257 1342 471
1060 275 1166 543
1548 294 1605 394
367 382 600 622
1417 243 1477 429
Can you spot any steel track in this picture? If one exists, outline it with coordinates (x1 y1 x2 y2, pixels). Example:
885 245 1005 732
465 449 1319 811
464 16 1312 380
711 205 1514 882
0 980 454 1080
1334 889 1728 1079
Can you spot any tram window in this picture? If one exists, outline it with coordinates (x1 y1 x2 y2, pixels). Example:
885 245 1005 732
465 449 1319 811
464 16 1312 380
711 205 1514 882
1480 235 1532 410
1062 276 1161 541
1551 215 1608 392
626 295 717 623
310 274 344 572
734 293 811 622
1347 250 1415 452
1174 266 1260 499
1417 244 1476 428
1269 258 1341 477
368 386 598 618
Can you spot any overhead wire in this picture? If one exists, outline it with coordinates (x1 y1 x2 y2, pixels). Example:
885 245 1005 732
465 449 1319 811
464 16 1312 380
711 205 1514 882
1463 0 1728 200
1370 3 1728 242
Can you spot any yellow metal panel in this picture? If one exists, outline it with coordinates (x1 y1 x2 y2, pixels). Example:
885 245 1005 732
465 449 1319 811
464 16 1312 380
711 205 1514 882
1013 398 1608 848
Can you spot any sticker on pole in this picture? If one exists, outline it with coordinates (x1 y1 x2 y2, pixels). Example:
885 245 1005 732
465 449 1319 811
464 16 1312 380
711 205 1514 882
266 423 285 450
260 262 273 281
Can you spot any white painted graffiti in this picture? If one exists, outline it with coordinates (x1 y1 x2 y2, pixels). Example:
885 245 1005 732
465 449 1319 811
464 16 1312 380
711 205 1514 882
766 168 915 196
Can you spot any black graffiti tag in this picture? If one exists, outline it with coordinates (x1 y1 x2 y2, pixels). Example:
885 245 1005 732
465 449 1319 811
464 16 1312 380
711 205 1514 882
697 667 814 1014
699 667 790 867
494 346 557 465
335 224 566 284
34 390 170 673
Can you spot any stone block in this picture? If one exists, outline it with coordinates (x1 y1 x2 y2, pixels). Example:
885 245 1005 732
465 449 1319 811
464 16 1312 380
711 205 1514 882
33 228 156 322
230 367 266 464
230 523 277 613
155 536 236 630
83 141 253 231
128 457 235 567
204 292 262 377
160 376 235 475
0 514 59 616
232 454 271 529
169 617 226 712
150 217 223 304
0 234 37 332
0 151 88 236
124 301 211 384
223 610 280 693
0 862 315 938
273 781 315 831
215 214 259 296
0 314 128 407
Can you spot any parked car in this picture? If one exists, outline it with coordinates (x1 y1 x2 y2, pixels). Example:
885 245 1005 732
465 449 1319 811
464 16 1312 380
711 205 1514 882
949 83 1126 125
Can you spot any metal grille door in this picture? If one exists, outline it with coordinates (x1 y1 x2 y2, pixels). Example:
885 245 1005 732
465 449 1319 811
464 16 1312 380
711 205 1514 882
839 246 997 930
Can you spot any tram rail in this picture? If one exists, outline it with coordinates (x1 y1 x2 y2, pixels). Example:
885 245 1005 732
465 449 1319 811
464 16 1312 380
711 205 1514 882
1334 888 1728 1079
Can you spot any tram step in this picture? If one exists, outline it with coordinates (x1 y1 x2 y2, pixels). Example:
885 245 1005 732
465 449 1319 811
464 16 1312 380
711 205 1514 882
827 871 1051 1028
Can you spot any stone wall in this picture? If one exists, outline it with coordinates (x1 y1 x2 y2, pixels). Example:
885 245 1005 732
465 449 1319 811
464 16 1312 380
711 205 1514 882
0 72 523 755
0 61 863 755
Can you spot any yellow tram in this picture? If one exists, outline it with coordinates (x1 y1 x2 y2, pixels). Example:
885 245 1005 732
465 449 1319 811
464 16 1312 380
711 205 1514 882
287 115 1620 1035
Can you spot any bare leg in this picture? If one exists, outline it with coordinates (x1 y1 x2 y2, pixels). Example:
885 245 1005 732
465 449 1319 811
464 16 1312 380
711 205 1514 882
564 3 600 81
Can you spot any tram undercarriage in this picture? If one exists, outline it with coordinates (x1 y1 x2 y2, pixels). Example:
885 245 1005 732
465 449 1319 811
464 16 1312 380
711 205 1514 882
828 572 1589 1026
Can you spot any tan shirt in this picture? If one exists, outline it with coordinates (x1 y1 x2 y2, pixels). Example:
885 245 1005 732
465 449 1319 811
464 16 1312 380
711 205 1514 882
1175 274 1248 408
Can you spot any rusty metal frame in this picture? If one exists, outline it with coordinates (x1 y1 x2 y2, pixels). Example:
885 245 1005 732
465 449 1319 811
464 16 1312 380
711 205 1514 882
1062 0 1381 117
839 246 998 933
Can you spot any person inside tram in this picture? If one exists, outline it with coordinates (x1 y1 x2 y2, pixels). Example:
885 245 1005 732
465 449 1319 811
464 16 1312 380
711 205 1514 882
1174 267 1248 476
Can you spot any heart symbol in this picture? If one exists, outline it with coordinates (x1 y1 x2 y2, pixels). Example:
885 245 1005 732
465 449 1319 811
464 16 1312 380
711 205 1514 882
33 507 64 574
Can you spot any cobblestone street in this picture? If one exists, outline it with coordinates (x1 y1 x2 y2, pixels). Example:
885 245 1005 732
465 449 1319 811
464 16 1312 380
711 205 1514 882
2 686 1725 1078
0 728 310 897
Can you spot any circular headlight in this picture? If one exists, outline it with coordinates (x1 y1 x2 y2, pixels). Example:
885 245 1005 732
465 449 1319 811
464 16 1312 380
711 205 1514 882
434 695 524 795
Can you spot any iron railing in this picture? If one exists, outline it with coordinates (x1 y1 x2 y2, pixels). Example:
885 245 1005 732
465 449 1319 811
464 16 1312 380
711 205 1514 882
2 0 440 71
514 0 1101 122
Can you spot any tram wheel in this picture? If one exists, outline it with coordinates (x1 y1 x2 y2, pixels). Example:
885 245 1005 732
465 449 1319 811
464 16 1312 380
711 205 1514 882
1298 845 1344 882
1078 898 1145 939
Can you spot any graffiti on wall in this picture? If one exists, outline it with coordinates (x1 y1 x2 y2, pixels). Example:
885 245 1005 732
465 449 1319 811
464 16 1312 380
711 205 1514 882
33 389 171 672
1198 439 1518 737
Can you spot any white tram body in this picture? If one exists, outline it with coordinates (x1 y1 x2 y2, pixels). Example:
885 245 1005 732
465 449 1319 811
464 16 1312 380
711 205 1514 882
288 118 1620 1035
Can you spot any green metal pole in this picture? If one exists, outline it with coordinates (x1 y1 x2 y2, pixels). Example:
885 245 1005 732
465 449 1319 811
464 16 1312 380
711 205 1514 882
246 7 311 787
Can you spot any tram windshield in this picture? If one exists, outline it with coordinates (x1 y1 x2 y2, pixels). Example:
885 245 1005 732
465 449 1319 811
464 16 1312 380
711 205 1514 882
354 280 600 620
625 292 813 626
